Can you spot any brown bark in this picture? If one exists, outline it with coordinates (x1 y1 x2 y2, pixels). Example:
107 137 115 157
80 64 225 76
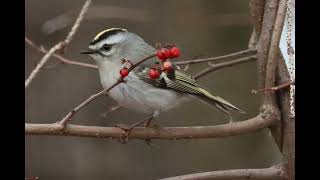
160 165 285 180
265 0 287 150
256 0 278 92
249 0 266 49
26 114 277 140
277 58 295 180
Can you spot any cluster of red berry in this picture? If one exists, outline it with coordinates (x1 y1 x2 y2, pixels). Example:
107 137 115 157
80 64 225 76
119 46 181 79
149 46 181 79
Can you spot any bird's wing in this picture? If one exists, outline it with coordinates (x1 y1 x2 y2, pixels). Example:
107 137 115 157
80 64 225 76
135 64 244 115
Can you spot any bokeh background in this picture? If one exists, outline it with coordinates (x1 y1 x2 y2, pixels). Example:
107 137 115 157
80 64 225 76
25 0 282 179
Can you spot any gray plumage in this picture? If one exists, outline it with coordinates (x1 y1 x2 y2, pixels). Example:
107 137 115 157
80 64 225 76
83 28 244 119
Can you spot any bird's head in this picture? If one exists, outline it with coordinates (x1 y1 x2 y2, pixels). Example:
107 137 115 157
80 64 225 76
81 28 155 64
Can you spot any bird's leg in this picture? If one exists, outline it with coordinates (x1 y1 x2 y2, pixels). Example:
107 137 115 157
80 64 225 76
143 117 155 146
143 111 161 146
115 114 154 144
228 113 233 123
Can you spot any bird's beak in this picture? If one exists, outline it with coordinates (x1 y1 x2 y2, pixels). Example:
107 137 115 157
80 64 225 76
80 49 96 55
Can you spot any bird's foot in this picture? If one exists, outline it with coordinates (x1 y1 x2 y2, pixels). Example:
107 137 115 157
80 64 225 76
114 114 154 144
143 118 160 146
114 124 133 144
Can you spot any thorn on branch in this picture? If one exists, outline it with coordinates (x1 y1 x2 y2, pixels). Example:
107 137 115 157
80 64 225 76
252 80 294 94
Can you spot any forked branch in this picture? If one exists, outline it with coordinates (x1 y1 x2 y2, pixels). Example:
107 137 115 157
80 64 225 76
25 0 92 88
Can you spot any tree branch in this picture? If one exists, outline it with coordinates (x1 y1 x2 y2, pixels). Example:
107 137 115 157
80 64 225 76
160 165 285 180
264 0 286 106
263 0 287 154
193 55 257 80
277 55 295 180
25 37 97 69
252 80 294 94
256 0 278 93
175 49 256 65
26 114 277 139
25 0 92 88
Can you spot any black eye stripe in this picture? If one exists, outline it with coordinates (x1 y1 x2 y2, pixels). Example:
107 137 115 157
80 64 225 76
101 44 112 51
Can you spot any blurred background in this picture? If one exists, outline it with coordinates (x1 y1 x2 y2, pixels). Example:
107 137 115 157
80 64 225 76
25 0 282 179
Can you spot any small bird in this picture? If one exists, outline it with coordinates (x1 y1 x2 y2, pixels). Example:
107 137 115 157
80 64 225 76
81 28 244 133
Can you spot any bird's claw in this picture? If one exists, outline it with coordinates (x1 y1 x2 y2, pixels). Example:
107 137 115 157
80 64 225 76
143 121 160 146
114 124 132 144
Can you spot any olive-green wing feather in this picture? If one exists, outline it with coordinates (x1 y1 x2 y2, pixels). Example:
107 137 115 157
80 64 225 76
136 65 244 116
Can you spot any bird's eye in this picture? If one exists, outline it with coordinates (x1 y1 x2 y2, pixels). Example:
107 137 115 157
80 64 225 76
102 44 112 51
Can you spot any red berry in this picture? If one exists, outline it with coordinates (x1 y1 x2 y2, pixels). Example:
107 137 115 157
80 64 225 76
148 68 160 79
169 47 180 58
156 48 169 61
164 49 171 59
119 68 129 78
163 61 173 72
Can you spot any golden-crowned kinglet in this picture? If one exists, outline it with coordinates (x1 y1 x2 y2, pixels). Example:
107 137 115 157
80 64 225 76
81 28 244 125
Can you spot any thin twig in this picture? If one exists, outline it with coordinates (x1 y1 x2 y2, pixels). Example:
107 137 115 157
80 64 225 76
252 80 294 94
193 55 257 79
58 54 156 128
26 114 277 139
64 0 92 45
25 42 64 88
25 37 97 69
175 49 256 65
25 0 92 89
160 165 285 180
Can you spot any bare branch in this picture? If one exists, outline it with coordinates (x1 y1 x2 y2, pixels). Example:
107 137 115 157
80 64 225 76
252 80 294 94
175 49 256 65
277 54 295 180
262 0 287 152
64 0 92 45
26 114 278 139
193 55 257 80
25 0 92 88
256 0 278 92
25 42 64 88
25 37 97 69
160 166 285 180
264 0 287 106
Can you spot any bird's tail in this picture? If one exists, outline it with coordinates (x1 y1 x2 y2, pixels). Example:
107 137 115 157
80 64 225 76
197 87 245 118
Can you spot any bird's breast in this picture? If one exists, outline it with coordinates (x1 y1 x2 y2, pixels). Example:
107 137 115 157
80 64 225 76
98 61 122 89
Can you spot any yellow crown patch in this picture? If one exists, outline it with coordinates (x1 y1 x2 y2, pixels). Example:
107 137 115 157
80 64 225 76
93 28 127 42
